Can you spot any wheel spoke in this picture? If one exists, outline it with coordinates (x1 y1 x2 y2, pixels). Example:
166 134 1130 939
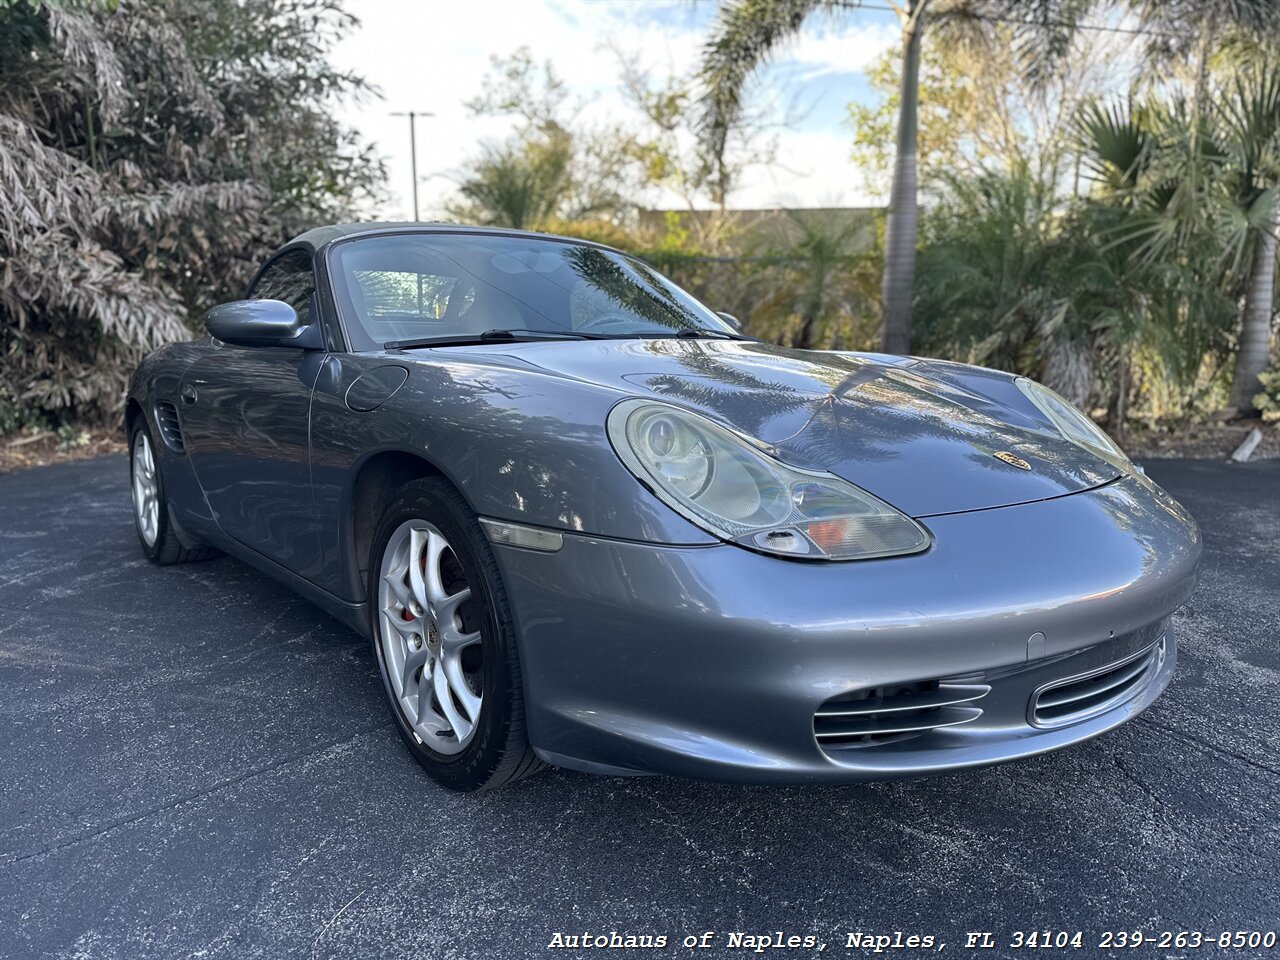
400 645 429 698
433 658 470 738
442 628 481 656
434 587 471 638
442 653 482 723
423 530 449 607
385 612 420 640
382 571 415 614
411 659 436 726
407 527 432 611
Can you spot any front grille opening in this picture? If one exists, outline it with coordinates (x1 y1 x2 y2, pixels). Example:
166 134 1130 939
814 679 989 750
154 400 185 452
1031 637 1164 728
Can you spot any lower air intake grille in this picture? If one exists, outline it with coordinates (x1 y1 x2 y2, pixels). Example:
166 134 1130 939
1031 636 1165 728
814 680 990 750
154 400 185 452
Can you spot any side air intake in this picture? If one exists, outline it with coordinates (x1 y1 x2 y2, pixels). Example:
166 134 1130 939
154 400 185 452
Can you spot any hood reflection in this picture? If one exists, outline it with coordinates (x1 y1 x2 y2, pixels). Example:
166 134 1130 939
411 338 1120 517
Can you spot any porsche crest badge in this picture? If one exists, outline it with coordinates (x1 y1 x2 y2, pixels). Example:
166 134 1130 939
993 451 1032 470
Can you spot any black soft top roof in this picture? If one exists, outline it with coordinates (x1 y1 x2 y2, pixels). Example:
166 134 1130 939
282 221 623 258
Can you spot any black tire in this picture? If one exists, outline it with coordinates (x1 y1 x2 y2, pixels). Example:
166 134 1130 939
129 420 217 566
367 477 545 792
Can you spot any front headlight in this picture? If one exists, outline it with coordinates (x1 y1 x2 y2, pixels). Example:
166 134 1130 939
1015 378 1132 472
607 399 931 561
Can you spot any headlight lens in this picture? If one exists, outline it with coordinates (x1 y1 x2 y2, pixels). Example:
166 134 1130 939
1015 378 1132 472
608 399 931 560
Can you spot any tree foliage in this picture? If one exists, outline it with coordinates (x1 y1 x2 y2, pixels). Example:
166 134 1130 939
849 24 1121 194
1074 63 1280 413
697 0 1101 356
912 63 1280 424
450 45 787 248
448 49 638 230
617 45 781 218
861 5 1280 423
0 0 383 431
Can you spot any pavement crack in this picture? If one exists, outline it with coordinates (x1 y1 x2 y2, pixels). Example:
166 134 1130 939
0 719 392 868
1137 716 1280 779
311 889 365 959
1110 754 1168 811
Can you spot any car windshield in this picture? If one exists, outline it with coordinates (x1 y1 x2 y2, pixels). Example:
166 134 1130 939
330 232 738 349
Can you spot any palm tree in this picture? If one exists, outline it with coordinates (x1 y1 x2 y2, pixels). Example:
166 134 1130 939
1216 66 1280 413
1079 71 1280 417
911 161 1120 406
1128 1 1280 414
780 209 875 349
698 0 1088 356
450 132 574 230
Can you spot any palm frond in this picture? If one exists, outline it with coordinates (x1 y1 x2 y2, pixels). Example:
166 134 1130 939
1074 100 1152 191
698 0 829 168
958 0 1095 88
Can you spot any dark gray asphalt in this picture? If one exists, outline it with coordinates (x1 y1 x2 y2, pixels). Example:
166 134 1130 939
0 457 1277 960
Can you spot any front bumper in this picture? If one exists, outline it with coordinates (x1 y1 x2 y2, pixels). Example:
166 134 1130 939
491 475 1201 783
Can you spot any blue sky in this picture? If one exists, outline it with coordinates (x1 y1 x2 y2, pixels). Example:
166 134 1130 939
332 0 904 217
613 0 892 129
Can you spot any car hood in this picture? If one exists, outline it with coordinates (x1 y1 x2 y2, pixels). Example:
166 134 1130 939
404 338 1120 517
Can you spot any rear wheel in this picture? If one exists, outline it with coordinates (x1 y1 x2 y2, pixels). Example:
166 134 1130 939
368 478 544 791
130 422 215 565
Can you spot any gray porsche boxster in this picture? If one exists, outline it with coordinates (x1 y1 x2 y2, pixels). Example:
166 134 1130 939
126 223 1201 791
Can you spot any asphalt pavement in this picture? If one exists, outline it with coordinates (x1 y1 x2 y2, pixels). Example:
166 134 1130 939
0 456 1277 959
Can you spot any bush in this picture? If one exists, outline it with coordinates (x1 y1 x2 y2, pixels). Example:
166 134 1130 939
1254 364 1280 421
0 0 382 433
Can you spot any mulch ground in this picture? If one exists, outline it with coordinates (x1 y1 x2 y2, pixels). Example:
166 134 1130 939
1120 419 1280 460
0 430 127 475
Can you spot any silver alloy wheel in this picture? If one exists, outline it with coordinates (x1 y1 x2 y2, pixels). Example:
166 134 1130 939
131 430 159 547
377 519 483 754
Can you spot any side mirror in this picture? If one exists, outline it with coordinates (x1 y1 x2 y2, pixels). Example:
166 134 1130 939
716 311 742 331
205 299 322 349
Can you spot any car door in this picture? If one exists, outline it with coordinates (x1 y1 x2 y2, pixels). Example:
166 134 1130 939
179 248 327 577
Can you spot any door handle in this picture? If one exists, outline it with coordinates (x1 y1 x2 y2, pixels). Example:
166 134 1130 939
181 384 197 405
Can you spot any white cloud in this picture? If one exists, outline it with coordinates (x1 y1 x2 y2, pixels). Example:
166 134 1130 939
331 0 898 217
747 129 883 208
785 20 901 79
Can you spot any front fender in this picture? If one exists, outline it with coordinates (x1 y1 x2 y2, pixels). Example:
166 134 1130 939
124 340 218 537
307 354 714 602
126 343 199 427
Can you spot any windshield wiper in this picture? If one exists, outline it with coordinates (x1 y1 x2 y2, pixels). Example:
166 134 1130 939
668 329 755 341
383 329 600 350
383 327 755 350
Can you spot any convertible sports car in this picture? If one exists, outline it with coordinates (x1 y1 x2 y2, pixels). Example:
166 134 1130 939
127 223 1201 791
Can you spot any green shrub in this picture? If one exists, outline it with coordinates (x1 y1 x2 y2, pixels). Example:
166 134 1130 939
1254 365 1280 421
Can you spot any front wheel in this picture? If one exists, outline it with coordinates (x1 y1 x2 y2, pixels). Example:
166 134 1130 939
368 477 545 791
129 421 215 565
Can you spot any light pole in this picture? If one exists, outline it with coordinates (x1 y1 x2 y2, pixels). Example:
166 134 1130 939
390 110 434 220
